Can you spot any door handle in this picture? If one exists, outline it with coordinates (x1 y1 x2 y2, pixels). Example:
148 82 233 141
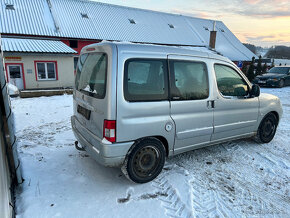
207 100 215 109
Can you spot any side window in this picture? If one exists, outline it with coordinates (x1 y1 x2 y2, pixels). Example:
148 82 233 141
170 60 209 100
214 64 249 97
124 59 168 101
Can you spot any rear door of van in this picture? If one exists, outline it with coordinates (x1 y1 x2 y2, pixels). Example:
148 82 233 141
73 44 117 141
116 49 175 150
168 55 214 154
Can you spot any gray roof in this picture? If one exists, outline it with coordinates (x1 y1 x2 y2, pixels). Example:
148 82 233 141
1 38 77 53
0 0 255 61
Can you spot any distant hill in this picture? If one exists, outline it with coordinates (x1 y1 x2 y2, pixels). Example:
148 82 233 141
265 46 290 59
243 43 267 57
243 43 257 54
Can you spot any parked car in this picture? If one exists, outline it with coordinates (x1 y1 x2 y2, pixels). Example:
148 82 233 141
71 42 283 183
253 66 290 88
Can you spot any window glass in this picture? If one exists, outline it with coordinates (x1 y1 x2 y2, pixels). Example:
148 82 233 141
8 66 21 78
47 63 56 79
269 67 290 74
37 63 46 79
74 57 79 70
124 59 168 101
214 64 248 97
170 61 209 100
69 40 78 48
36 62 56 80
76 53 107 99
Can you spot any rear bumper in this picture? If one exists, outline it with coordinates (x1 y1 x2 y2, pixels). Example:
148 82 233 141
71 116 134 167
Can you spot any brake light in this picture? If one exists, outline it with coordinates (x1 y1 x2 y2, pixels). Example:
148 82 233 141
103 120 116 143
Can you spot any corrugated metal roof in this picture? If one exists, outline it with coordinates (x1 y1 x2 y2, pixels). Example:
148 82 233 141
184 17 256 61
0 0 60 36
48 0 205 46
0 0 256 60
1 38 77 53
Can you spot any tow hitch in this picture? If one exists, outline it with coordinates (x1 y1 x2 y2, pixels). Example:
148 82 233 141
75 141 85 151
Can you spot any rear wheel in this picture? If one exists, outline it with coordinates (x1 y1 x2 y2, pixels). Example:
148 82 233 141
256 113 278 143
122 138 166 183
278 79 284 88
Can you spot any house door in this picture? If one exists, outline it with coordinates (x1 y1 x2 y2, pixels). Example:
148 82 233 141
7 64 24 90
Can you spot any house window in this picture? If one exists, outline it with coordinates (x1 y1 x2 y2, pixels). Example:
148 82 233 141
69 40 78 48
74 57 79 70
35 61 57 80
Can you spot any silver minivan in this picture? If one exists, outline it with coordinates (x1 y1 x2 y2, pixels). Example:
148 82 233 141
71 42 283 183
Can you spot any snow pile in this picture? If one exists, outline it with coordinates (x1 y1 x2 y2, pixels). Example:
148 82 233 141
12 88 290 217
8 83 19 96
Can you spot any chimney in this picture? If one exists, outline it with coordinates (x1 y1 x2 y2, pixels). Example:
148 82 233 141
209 21 217 49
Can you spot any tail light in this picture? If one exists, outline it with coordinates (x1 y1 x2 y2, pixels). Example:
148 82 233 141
103 120 116 143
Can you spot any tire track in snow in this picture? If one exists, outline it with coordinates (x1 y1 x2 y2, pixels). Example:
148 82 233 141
190 177 238 218
174 139 289 217
219 141 289 215
213 170 285 216
152 167 193 218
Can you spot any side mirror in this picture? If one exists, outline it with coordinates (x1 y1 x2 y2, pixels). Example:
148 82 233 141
250 84 260 97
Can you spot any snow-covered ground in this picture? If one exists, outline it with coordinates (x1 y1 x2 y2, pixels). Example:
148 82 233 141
12 88 290 218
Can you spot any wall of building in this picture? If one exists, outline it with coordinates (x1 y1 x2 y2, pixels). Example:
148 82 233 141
61 40 100 54
274 59 290 66
4 54 75 90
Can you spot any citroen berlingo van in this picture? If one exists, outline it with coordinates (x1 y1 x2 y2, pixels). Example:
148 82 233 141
71 42 283 183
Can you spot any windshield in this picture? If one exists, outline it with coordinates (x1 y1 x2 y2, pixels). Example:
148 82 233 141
268 67 290 74
75 53 107 99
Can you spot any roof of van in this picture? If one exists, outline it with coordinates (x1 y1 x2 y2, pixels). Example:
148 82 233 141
83 41 231 63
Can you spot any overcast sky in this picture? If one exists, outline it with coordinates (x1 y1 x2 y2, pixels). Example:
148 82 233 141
93 0 290 47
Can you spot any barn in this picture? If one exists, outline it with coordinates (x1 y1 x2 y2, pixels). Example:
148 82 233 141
0 0 256 91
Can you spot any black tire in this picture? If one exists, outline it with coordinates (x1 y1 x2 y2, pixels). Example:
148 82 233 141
122 137 166 183
256 113 278 143
278 79 284 88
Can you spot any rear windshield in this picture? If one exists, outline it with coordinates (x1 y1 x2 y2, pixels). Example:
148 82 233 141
75 53 107 99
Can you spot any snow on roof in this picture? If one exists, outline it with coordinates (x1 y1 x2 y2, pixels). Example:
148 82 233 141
0 0 256 61
1 38 77 53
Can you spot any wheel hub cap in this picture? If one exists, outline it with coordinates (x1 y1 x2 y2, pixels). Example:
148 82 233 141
133 146 160 177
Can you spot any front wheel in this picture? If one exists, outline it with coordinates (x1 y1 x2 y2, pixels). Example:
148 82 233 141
121 138 166 183
256 113 278 143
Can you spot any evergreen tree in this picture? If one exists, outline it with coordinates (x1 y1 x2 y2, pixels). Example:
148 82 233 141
241 62 248 76
256 55 262 75
247 57 256 82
